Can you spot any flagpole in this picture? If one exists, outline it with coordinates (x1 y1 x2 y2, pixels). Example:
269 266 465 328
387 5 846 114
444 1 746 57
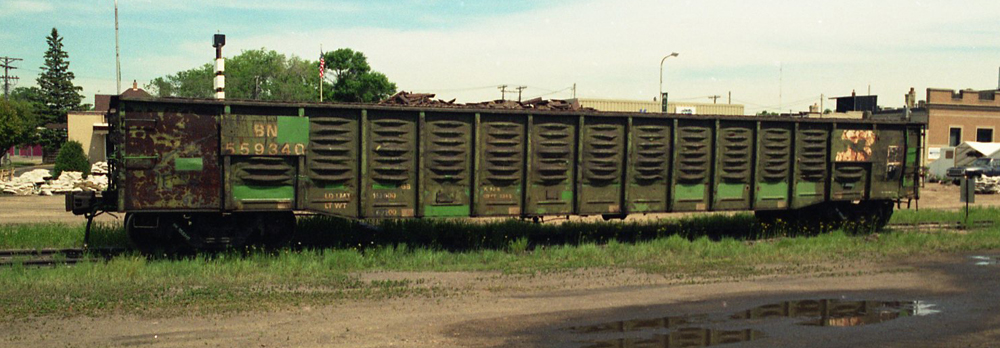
319 45 324 102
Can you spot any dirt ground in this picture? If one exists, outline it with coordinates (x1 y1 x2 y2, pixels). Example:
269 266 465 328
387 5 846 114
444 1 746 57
2 183 1000 347
3 254 1000 347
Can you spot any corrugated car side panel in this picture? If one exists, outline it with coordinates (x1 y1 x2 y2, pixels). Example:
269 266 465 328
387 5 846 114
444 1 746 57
421 111 474 217
475 113 526 216
363 110 418 218
672 119 713 211
578 116 626 215
754 121 793 210
303 108 359 217
626 117 672 213
792 123 829 208
713 120 754 210
526 115 577 216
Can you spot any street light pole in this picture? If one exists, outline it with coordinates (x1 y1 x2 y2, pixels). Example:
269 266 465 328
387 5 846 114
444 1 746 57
659 52 679 112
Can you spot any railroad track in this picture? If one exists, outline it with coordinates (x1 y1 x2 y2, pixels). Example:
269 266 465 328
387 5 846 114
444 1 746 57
886 220 994 231
0 247 126 267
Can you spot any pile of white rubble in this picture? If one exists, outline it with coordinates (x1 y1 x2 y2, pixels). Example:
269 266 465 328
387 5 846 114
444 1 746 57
976 176 1000 194
0 162 110 196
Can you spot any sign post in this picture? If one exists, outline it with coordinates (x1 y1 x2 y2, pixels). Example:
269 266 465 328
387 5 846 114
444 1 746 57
960 175 976 226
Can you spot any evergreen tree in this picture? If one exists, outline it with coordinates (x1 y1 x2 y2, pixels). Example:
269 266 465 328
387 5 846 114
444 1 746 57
36 28 83 125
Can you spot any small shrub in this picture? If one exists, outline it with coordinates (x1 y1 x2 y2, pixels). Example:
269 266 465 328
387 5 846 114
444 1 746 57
53 140 90 178
507 237 529 254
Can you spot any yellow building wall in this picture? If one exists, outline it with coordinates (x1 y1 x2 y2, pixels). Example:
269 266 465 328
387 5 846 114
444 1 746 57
67 111 107 163
577 98 745 115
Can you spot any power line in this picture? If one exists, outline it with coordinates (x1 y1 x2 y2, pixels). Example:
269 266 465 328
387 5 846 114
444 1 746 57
498 85 508 100
1 57 23 100
524 86 573 100
515 86 526 102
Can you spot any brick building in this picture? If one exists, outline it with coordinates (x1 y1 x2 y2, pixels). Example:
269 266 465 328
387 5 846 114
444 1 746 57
925 88 1000 164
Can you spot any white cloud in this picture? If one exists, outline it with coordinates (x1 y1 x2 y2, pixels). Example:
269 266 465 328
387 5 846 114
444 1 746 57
0 0 54 16
121 0 360 13
102 0 1000 113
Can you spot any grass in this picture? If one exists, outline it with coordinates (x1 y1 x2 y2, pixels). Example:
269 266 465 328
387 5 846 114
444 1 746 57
2 208 1000 319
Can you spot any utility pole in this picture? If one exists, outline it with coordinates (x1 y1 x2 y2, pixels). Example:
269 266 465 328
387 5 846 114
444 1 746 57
728 91 731 104
572 83 576 99
820 94 825 113
0 57 23 100
114 0 121 94
498 85 508 100
779 62 783 114
515 86 526 102
708 95 721 104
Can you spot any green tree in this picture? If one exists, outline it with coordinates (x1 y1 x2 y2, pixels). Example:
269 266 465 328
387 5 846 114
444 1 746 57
756 110 780 116
52 140 89 178
148 48 395 103
149 48 321 101
323 48 396 102
10 86 45 107
0 100 37 152
148 64 214 98
36 28 84 125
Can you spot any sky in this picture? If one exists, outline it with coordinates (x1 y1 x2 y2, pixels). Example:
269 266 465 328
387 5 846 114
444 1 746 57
2 0 999 114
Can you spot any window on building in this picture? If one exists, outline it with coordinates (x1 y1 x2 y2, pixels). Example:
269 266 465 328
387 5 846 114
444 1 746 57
977 128 994 143
950 127 962 146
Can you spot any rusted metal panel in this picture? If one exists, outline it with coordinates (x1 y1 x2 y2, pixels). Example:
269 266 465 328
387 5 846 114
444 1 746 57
363 110 418 218
870 125 906 199
475 114 526 216
122 103 221 210
626 117 671 213
578 116 626 215
671 119 713 211
303 108 360 217
753 122 793 210
421 112 474 217
526 116 577 216
713 120 754 211
904 126 922 199
830 125 873 201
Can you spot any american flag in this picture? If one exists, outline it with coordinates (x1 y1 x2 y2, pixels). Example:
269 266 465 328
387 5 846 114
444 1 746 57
319 54 325 79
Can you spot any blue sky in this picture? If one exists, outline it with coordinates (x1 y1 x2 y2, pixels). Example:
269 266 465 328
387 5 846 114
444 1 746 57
3 0 999 113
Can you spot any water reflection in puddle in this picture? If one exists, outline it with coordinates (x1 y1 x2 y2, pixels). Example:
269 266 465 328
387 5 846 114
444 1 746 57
580 328 764 348
970 255 1000 266
733 299 938 327
568 299 937 347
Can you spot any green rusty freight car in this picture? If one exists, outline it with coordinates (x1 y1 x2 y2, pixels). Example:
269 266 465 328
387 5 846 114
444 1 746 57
67 96 924 251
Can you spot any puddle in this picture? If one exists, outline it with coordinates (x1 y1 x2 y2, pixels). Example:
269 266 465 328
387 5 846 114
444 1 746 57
970 255 1000 266
733 299 938 327
568 299 937 347
581 328 764 348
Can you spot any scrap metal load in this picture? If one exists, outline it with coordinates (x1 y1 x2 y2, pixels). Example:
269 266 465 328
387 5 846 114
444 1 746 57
380 91 594 111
